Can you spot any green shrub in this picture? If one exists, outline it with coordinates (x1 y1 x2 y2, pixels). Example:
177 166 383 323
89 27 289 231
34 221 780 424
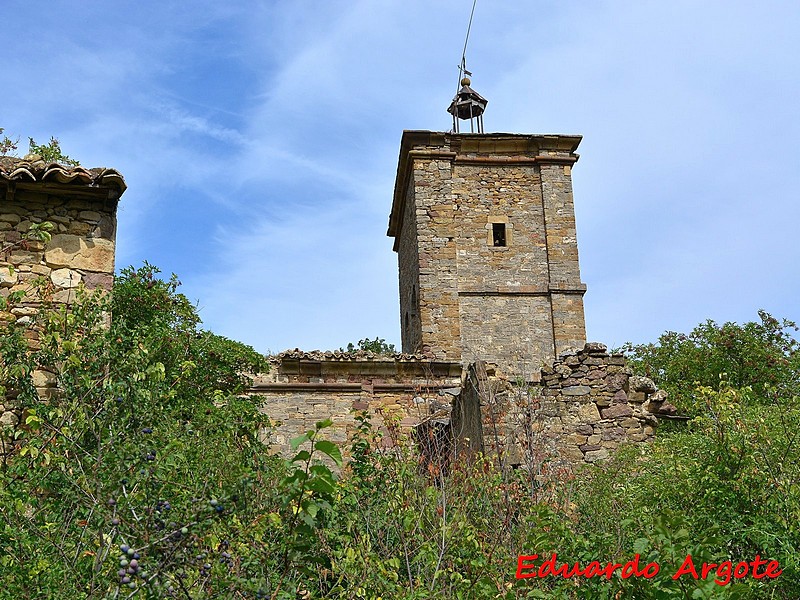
621 311 799 414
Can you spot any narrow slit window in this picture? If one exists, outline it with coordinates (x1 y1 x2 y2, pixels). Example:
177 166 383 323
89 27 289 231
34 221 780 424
492 222 507 247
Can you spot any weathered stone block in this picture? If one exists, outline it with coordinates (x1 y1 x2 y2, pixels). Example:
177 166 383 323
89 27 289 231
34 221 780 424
583 357 606 366
601 404 633 419
608 394 629 410
559 445 584 462
572 402 601 424
628 375 656 394
32 369 57 388
51 268 82 288
584 448 609 463
583 342 607 353
0 411 20 428
45 234 114 271
0 269 17 287
579 443 602 452
601 426 625 441
82 272 114 290
0 213 21 225
79 210 102 222
562 385 592 396
567 433 588 445
605 373 628 392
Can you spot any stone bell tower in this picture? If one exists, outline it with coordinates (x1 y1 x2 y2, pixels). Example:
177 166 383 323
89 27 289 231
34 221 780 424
387 78 587 377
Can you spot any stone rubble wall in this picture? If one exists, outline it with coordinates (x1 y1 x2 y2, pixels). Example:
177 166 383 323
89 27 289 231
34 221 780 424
1 198 117 309
469 342 661 470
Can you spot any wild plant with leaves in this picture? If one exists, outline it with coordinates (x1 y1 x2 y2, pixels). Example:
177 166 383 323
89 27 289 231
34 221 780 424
0 265 277 598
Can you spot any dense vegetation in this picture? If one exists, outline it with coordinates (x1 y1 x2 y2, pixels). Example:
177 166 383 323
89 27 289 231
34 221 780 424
1 266 798 599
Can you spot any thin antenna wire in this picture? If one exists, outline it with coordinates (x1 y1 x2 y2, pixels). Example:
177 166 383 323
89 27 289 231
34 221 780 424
457 0 478 91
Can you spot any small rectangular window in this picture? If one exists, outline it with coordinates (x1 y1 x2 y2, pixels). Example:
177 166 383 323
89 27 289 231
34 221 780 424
492 222 507 247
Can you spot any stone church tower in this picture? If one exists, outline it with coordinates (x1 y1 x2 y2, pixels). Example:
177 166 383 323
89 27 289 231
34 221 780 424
387 126 587 377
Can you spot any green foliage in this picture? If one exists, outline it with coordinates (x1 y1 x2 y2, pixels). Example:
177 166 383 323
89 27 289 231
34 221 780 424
572 380 800 599
2 274 798 599
342 337 396 354
0 126 77 164
0 127 19 156
622 310 799 414
25 221 55 244
0 264 278 598
27 136 80 166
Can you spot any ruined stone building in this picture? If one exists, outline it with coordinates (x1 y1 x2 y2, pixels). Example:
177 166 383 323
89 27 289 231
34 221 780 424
250 80 670 466
1 82 672 466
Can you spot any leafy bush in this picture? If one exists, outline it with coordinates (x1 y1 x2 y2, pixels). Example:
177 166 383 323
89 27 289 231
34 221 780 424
572 381 800 599
0 265 279 598
621 310 799 414
27 136 79 166
341 337 396 354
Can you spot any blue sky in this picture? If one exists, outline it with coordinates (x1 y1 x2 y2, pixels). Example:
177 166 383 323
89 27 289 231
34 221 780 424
3 1 799 354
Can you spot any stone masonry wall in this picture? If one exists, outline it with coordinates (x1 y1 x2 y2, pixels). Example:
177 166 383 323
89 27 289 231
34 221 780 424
397 176 423 353
255 344 669 470
539 162 587 356
0 156 124 449
249 350 462 457
405 152 462 362
456 343 663 471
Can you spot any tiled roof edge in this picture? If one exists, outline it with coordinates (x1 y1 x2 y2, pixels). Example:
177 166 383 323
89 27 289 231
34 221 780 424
0 156 126 196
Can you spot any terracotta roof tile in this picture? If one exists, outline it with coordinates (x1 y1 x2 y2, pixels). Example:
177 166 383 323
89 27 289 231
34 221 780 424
0 156 126 196
275 348 432 362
